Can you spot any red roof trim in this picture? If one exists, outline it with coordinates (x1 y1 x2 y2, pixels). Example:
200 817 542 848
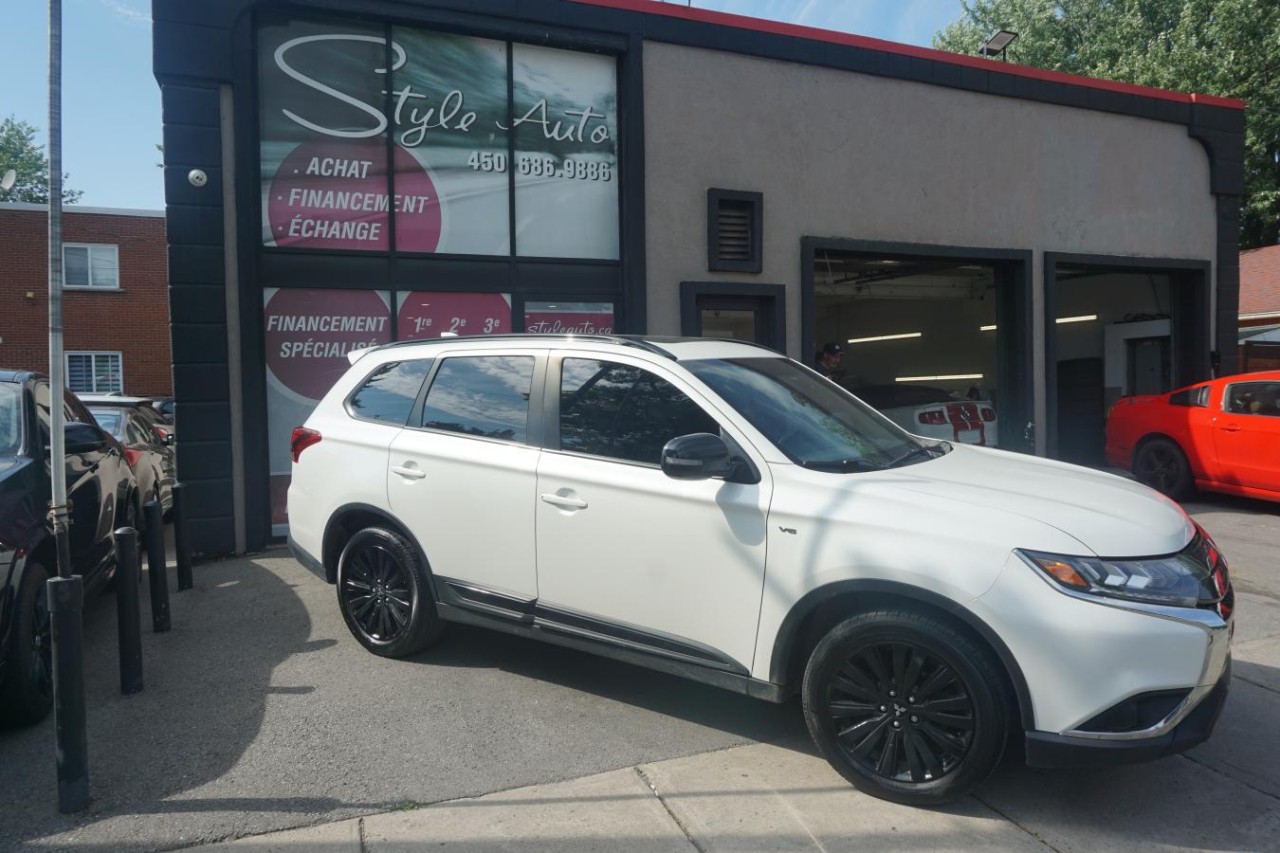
573 0 1245 111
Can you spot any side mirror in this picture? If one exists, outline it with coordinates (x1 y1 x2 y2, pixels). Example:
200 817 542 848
64 422 107 453
661 433 734 481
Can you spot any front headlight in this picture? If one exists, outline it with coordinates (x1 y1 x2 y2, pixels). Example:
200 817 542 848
1018 526 1230 612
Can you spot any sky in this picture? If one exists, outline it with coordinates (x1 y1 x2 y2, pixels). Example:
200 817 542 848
1 0 965 211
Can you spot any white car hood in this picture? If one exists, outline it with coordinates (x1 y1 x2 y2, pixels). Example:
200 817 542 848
881 444 1193 557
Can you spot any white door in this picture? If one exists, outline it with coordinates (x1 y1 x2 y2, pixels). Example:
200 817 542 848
535 353 771 672
387 352 541 598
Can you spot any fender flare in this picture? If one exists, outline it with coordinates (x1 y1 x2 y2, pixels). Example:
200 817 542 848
768 579 1035 729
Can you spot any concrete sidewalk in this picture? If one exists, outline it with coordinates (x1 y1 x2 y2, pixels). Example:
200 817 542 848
209 741 1048 852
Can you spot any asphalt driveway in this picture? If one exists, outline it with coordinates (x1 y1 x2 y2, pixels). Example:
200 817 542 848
0 494 1277 852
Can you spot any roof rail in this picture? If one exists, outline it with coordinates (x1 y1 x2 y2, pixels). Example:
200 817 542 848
352 333 680 361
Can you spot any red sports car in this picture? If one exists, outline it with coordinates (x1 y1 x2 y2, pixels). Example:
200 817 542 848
1106 370 1280 503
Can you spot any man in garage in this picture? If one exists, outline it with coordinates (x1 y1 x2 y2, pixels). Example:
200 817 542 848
814 342 845 379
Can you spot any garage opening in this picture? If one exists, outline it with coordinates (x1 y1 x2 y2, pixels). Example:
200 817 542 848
1047 257 1210 467
807 244 1032 453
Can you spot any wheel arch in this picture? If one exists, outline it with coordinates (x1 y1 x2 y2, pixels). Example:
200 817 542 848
769 580 1035 730
1132 431 1201 478
321 503 433 588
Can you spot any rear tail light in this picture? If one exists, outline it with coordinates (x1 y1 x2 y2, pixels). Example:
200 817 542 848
123 448 143 468
980 407 996 422
291 427 322 462
153 425 171 441
918 410 947 425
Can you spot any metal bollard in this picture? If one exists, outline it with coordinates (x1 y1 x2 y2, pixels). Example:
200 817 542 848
144 500 170 632
173 483 193 591
114 527 144 694
48 575 90 812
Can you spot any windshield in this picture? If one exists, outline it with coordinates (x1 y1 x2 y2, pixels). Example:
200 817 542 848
685 357 941 472
0 383 21 456
89 408 127 441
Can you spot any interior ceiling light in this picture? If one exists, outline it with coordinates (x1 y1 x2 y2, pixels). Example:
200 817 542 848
896 373 984 382
846 332 923 344
1056 314 1099 324
980 324 998 331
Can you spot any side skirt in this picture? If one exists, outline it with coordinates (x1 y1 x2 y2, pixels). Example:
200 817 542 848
432 580 786 704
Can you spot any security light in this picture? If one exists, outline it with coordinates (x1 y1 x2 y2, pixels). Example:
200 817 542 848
979 29 1019 60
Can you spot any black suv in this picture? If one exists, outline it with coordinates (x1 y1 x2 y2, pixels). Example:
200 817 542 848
0 371 138 725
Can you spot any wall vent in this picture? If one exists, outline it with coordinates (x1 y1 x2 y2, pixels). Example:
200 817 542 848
707 189 763 273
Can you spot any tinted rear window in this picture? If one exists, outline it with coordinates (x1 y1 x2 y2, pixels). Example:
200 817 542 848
851 385 953 409
348 360 433 425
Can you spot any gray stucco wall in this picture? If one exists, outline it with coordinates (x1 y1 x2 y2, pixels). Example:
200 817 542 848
642 41 1218 439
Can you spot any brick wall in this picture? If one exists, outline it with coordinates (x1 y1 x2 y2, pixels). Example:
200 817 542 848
0 205 172 396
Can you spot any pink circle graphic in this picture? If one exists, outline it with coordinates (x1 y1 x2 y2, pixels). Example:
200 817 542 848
267 139 441 253
264 289 392 400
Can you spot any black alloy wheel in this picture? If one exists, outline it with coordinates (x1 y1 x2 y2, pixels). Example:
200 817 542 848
336 527 444 657
1134 438 1193 500
0 561 54 726
825 641 974 783
342 542 413 644
803 609 1010 806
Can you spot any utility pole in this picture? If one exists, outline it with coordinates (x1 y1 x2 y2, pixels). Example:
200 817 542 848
47 0 90 814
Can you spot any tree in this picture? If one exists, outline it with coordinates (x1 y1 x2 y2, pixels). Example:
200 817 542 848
0 116 83 204
934 1 1280 248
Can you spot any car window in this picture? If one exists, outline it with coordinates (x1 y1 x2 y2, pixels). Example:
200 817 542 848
0 383 21 455
1169 385 1209 407
559 358 721 465
686 357 927 472
420 355 534 442
90 408 127 440
1224 381 1280 417
349 360 433 425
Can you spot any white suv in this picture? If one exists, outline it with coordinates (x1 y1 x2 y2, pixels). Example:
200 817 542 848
287 335 1232 805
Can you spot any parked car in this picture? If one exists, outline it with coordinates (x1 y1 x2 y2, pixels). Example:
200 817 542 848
849 384 999 447
0 371 139 725
288 336 1232 806
1107 370 1280 503
150 397 175 425
85 400 177 517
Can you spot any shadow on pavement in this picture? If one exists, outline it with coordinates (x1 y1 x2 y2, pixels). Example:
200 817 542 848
0 554 358 851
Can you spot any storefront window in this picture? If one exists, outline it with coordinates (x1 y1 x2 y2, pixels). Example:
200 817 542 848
257 16 620 260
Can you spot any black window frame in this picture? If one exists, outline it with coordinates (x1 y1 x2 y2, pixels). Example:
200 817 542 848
1168 385 1209 408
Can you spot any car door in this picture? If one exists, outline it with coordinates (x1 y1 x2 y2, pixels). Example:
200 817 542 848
386 350 543 599
33 383 109 575
534 352 772 673
1213 380 1280 492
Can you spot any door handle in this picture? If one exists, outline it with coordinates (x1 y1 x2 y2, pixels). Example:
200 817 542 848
391 465 426 480
1219 424 1242 433
540 493 587 509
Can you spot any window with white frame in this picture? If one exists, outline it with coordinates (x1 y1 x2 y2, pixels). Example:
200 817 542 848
66 352 123 394
63 244 120 289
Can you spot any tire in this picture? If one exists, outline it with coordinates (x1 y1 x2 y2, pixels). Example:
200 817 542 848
1133 437 1195 501
0 561 54 726
336 527 444 658
801 608 1011 806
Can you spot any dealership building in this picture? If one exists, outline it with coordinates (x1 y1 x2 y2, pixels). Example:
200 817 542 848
153 0 1246 555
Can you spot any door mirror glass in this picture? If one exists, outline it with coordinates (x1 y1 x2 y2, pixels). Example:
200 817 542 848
661 433 733 480
64 422 107 453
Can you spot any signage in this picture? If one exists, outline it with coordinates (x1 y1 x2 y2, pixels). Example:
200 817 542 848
397 292 512 339
524 301 614 335
258 16 618 258
263 287 392 530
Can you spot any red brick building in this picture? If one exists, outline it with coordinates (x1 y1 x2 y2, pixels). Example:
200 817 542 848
0 203 172 396
1239 245 1280 372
